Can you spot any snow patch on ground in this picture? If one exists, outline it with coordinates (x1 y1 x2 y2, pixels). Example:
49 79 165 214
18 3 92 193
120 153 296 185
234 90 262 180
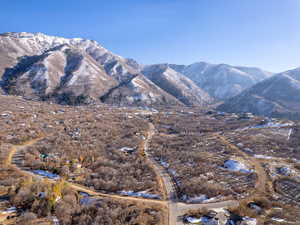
260 122 290 129
271 217 286 222
276 167 295 176
287 128 293 140
119 191 160 199
223 160 251 173
184 209 257 225
119 147 135 153
185 215 225 225
182 194 221 204
79 197 98 206
185 216 218 224
185 216 202 224
253 155 274 160
127 94 150 103
0 207 17 215
168 168 177 176
184 195 208 203
159 159 169 168
32 170 60 180
239 120 294 131
132 78 146 90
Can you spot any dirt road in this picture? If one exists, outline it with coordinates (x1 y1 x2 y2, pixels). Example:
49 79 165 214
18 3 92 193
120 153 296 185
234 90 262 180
217 133 268 194
144 124 239 225
8 126 240 225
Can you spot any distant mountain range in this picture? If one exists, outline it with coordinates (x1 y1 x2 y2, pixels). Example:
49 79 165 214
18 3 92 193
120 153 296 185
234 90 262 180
218 67 300 119
0 32 299 119
169 62 272 100
142 64 212 106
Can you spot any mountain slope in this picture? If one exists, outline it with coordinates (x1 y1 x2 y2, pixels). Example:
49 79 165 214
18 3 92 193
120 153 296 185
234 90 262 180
142 64 213 106
2 44 119 104
217 67 300 119
169 62 272 100
0 32 181 106
0 32 139 81
102 74 182 106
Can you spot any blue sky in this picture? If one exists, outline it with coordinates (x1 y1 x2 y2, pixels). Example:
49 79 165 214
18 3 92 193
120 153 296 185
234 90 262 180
1 0 299 72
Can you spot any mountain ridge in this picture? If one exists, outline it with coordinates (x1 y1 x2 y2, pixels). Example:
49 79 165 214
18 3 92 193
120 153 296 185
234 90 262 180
3 31 298 120
142 64 213 106
169 62 273 100
0 32 184 106
218 67 300 119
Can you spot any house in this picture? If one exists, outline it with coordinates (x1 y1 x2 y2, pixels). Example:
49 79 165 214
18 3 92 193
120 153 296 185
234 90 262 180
238 113 254 120
119 147 136 154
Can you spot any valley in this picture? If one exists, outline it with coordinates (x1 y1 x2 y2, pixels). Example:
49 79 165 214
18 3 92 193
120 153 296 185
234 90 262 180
0 32 299 225
0 95 299 225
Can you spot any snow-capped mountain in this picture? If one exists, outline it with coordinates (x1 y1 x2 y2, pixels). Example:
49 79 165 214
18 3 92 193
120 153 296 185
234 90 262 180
0 32 181 106
169 62 273 100
218 67 300 119
142 64 212 106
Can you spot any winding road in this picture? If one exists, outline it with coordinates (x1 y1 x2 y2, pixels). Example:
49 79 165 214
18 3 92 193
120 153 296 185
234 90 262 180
8 123 240 225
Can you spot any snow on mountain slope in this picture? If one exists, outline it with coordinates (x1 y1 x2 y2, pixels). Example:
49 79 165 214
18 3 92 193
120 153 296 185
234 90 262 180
2 44 118 104
218 67 300 119
0 32 276 108
0 32 135 81
102 74 182 106
142 64 213 106
0 32 182 106
169 62 273 100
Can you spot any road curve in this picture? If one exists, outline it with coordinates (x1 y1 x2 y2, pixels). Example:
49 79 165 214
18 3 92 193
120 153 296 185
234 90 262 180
9 140 166 205
144 124 239 225
9 127 240 225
